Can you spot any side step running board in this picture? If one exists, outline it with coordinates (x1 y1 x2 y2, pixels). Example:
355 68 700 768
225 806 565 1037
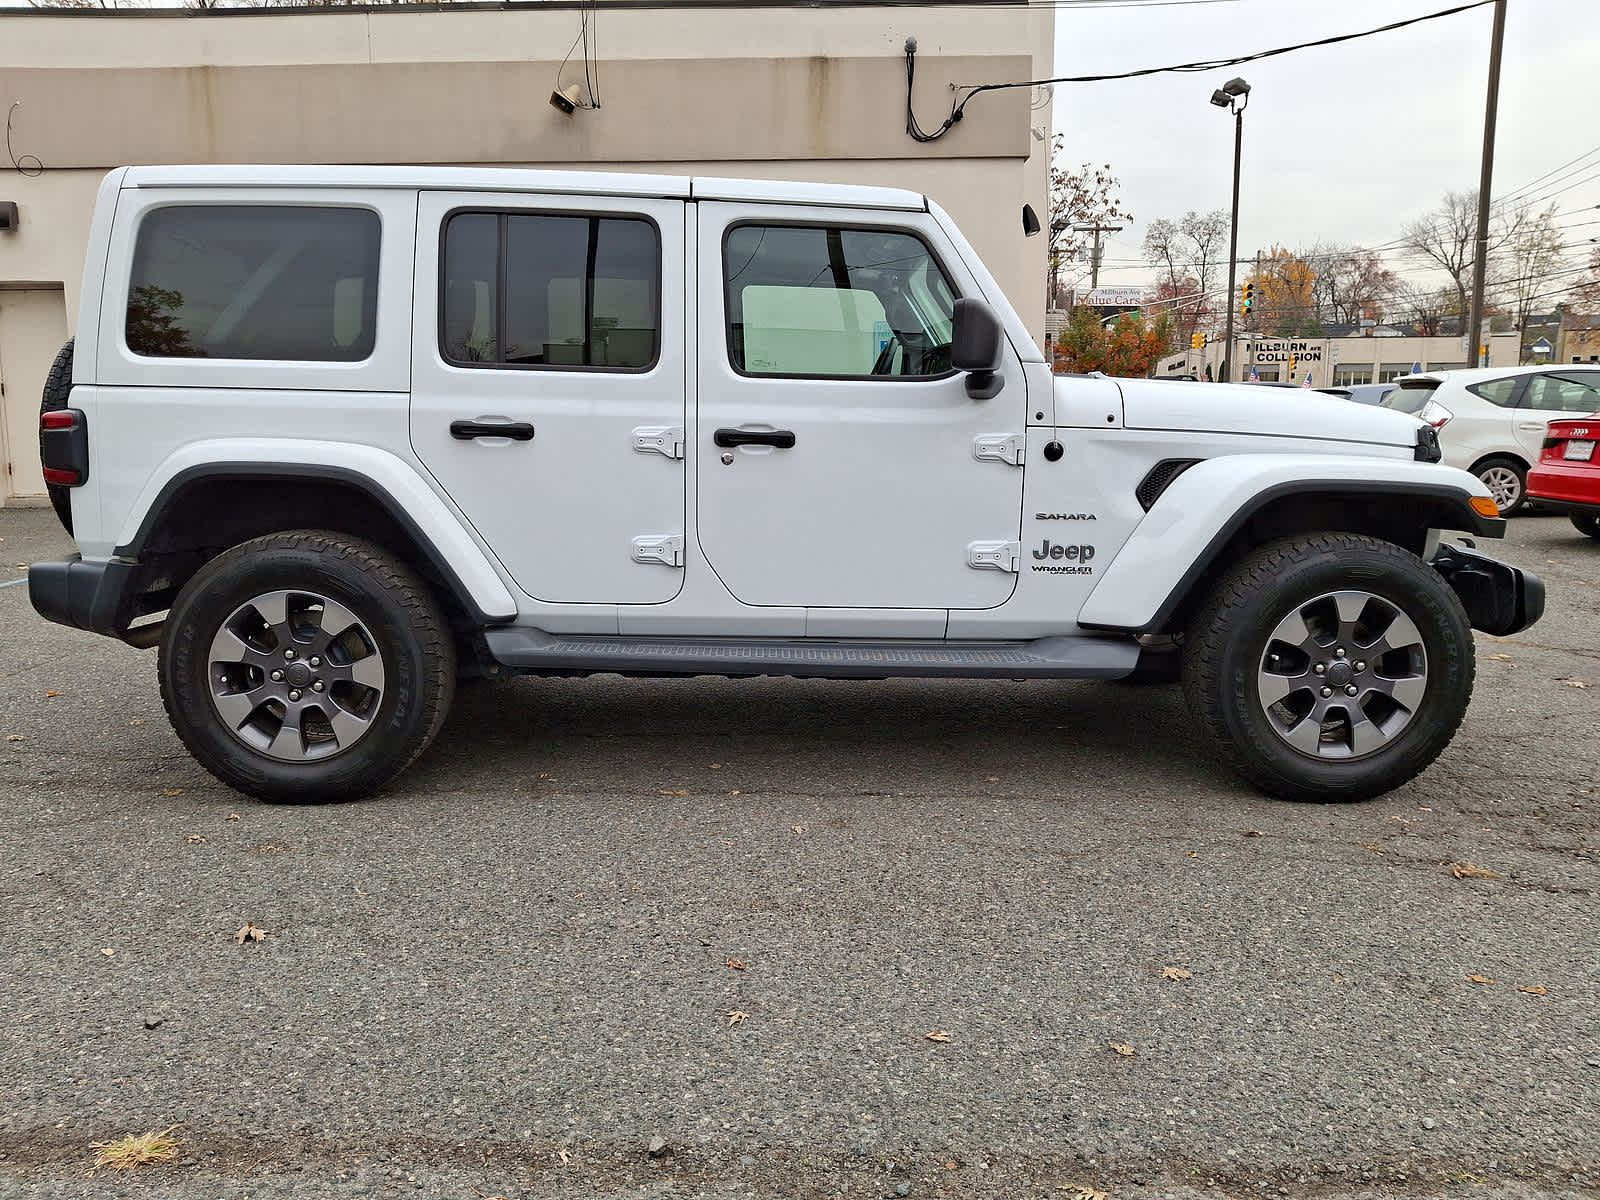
482 629 1140 681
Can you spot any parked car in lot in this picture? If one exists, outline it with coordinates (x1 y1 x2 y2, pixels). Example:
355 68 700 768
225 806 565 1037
30 166 1543 805
1381 366 1600 515
1528 415 1600 539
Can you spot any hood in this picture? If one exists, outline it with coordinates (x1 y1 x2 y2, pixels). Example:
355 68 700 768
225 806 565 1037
1111 378 1424 448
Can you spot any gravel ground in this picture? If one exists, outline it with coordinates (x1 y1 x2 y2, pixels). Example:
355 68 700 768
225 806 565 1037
0 507 1595 1200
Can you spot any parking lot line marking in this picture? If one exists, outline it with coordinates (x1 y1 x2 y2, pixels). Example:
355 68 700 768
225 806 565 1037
0 578 28 589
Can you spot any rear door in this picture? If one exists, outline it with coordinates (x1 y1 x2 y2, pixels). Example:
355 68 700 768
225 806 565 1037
1513 370 1600 461
694 202 1028 611
411 192 686 605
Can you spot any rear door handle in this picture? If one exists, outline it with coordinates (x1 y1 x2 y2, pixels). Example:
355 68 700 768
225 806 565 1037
714 427 797 449
451 418 535 442
1517 422 1545 431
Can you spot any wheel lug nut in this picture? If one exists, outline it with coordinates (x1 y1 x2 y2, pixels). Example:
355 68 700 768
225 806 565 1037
1314 663 1326 675
1346 685 1359 696
1320 686 1332 698
1335 647 1346 658
270 669 284 682
288 689 302 702
284 649 296 660
309 656 321 667
1355 661 1366 672
312 680 325 692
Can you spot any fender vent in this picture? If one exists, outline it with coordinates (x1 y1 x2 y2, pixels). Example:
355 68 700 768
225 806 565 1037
1135 458 1203 511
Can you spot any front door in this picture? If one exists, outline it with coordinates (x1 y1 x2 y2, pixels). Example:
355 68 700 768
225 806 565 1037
411 192 686 605
694 203 1027 611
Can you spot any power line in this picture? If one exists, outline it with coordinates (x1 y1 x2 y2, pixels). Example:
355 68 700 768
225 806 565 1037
909 0 1493 141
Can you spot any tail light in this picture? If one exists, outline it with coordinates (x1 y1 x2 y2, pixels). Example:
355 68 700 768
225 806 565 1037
40 408 89 487
1420 400 1452 430
1543 417 1597 464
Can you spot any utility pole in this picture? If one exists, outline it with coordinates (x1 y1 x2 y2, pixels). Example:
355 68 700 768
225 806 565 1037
1073 221 1123 291
1467 0 1507 368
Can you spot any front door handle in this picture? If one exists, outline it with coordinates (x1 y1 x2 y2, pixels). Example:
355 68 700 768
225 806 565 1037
714 428 797 449
451 418 535 442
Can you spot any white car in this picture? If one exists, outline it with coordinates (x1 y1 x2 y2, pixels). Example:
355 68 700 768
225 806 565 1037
1381 366 1600 515
28 166 1543 805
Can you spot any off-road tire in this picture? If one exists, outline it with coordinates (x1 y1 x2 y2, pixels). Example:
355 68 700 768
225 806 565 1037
1182 533 1474 802
39 339 74 534
1572 513 1600 540
159 531 455 803
1472 454 1527 517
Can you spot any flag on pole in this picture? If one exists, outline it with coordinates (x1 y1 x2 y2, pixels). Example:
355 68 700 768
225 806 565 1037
1248 365 1259 382
1301 370 1313 388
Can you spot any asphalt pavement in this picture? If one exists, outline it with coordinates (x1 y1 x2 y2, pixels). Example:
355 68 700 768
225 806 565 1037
0 506 1596 1200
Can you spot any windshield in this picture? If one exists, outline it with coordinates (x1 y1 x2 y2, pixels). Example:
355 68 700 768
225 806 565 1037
1382 382 1439 415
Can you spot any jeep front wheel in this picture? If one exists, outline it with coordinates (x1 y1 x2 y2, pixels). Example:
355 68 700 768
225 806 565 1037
159 531 455 803
1182 533 1473 802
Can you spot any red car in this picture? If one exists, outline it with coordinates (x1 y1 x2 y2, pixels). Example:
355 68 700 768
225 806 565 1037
1528 415 1600 540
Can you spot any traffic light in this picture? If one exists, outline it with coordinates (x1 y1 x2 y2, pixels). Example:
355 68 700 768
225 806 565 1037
1190 331 1208 351
1241 282 1255 316
1288 353 1297 375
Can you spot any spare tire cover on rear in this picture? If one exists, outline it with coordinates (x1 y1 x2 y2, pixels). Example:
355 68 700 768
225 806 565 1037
39 338 75 535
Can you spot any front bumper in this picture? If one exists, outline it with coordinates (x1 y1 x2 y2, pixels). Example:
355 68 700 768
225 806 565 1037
1430 542 1544 637
28 555 138 637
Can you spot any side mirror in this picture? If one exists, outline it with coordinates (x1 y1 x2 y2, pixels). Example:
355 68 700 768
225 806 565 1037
951 297 1005 400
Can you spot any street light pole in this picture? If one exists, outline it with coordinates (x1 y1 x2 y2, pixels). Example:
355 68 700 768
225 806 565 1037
1211 77 1250 383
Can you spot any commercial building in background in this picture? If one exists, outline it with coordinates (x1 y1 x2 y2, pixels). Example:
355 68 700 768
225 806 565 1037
1156 331 1523 385
0 1 1053 505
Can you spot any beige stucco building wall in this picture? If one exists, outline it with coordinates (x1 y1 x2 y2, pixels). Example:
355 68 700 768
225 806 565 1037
0 2 1054 502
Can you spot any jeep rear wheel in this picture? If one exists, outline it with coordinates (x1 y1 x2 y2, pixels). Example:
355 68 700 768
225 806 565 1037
159 531 454 803
1182 533 1474 802
1573 513 1600 540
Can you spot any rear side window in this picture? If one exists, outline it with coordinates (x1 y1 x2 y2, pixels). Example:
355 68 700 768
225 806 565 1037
126 206 380 361
440 212 660 370
1466 376 1521 407
1521 371 1600 412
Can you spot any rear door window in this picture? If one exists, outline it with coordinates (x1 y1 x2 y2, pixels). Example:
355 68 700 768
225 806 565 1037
1521 371 1600 413
126 206 380 361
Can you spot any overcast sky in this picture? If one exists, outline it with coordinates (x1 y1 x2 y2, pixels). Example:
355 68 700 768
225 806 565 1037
1050 0 1600 294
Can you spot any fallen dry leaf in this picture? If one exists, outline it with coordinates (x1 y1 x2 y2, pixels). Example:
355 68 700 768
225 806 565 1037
183 834 207 845
708 763 722 770
234 922 266 945
791 823 808 835
1359 840 1386 855
1487 653 1514 662
1063 1187 1111 1200
1109 1041 1136 1057
91 1127 181 1172
1450 862 1502 881
659 789 689 797
128 719 145 727
1160 966 1192 981
726 1009 749 1028
1466 974 1496 985
726 957 747 971
225 812 240 822
44 690 63 698
557 1147 572 1166
924 1030 952 1043
159 788 184 798
1565 680 1590 689
1518 984 1549 996
5 734 23 742
100 948 115 957
1242 829 1262 838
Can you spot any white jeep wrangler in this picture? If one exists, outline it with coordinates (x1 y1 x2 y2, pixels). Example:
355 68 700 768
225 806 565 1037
31 166 1543 804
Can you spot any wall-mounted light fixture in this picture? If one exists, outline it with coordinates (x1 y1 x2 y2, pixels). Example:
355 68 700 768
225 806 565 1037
0 201 18 233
